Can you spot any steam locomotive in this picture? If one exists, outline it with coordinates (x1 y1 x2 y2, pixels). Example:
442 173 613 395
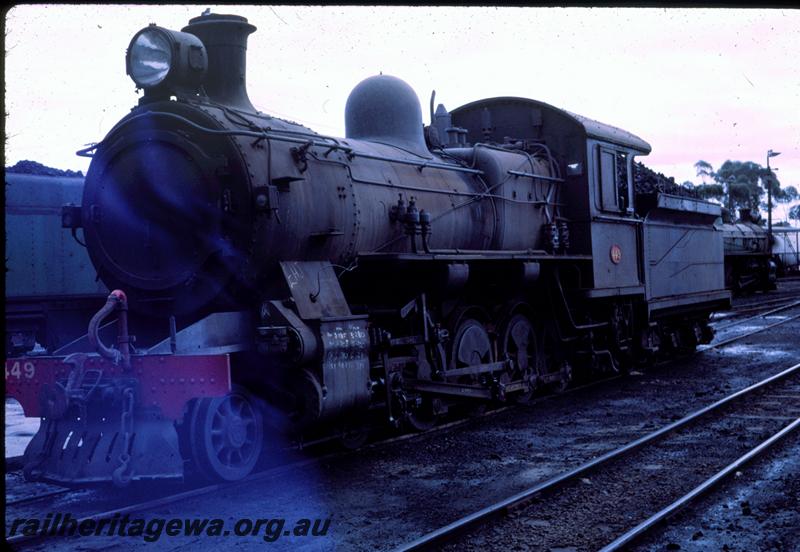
5 12 731 486
717 209 777 293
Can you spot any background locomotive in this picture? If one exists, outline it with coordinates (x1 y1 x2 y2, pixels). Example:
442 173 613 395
6 12 731 486
717 209 777 293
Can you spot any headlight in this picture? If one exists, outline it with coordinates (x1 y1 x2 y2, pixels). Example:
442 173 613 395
128 28 173 88
126 25 207 91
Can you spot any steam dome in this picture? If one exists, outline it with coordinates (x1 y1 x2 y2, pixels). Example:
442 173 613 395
344 74 431 158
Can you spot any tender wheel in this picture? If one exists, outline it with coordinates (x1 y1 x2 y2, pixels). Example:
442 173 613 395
188 386 264 481
499 313 537 402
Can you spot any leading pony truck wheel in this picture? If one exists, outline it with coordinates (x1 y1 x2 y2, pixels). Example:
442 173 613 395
188 386 265 481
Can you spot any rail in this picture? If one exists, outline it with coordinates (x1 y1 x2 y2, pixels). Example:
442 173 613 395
599 416 800 551
396 362 800 551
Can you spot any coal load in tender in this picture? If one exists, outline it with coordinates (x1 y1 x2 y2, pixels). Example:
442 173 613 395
633 161 697 199
5 160 84 178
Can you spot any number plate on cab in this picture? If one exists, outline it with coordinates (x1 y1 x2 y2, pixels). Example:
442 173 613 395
5 359 36 380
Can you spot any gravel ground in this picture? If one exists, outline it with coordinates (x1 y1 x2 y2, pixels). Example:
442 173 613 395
634 431 800 552
7 301 799 551
444 369 800 551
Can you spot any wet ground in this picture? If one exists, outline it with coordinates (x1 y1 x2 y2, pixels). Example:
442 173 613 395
444 364 800 551
636 431 800 552
5 282 800 551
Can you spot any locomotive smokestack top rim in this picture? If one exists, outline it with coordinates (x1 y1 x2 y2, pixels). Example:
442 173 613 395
183 13 257 37
739 208 753 222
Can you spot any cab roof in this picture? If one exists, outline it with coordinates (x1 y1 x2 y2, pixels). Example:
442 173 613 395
453 96 652 154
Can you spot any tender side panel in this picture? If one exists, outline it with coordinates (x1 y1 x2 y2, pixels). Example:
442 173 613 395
643 195 725 304
5 174 107 298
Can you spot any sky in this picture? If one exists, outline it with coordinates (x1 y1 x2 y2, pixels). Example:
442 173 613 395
5 5 800 223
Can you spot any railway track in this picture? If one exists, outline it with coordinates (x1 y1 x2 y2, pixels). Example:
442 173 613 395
397 361 800 551
599 418 800 551
4 377 617 546
710 299 800 331
728 280 800 310
717 296 800 317
5 487 74 508
702 313 800 350
733 292 799 307
5 299 799 546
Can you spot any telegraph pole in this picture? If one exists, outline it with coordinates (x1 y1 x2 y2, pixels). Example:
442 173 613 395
767 149 781 245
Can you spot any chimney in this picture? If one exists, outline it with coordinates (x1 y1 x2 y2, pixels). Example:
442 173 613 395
183 13 257 111
739 208 752 223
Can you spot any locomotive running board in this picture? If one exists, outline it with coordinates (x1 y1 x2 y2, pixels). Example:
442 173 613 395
147 311 253 355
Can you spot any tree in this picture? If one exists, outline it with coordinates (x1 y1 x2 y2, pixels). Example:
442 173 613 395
775 185 798 203
717 160 764 214
694 160 715 184
789 204 800 223
690 159 795 221
759 176 799 225
695 183 724 202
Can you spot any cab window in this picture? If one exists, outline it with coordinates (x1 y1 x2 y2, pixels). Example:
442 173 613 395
598 146 631 214
616 152 629 211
